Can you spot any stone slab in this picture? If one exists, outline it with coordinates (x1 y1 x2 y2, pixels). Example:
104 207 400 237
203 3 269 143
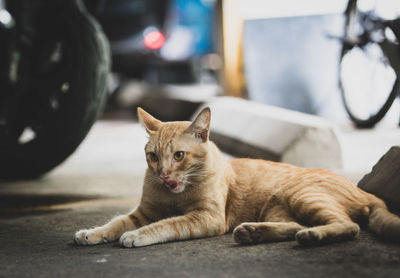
199 97 342 170
358 146 400 211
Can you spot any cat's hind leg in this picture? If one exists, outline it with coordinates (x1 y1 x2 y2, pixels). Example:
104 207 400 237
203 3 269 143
294 203 360 246
233 206 305 244
295 221 359 246
233 222 305 244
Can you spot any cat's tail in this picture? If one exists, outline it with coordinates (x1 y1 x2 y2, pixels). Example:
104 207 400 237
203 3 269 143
368 195 400 241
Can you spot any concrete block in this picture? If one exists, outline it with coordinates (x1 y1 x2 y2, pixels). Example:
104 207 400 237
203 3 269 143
358 146 400 210
199 97 342 170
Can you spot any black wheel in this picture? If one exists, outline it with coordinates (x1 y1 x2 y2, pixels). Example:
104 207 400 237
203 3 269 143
339 0 400 128
0 0 110 179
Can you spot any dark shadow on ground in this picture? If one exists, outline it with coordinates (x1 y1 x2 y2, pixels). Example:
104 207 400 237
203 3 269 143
0 193 105 219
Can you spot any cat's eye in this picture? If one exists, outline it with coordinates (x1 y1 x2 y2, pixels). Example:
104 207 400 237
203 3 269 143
173 151 185 161
148 152 158 162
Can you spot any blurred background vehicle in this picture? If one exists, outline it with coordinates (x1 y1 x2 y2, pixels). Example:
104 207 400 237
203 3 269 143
339 0 400 128
0 0 110 179
84 0 217 84
84 0 220 120
0 0 218 179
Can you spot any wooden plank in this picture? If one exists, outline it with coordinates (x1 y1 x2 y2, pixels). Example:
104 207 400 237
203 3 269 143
220 0 245 97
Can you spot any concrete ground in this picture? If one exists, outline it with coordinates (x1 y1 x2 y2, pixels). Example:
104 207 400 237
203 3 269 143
1 117 400 278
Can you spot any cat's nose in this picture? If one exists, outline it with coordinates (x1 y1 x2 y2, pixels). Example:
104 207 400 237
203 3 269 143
160 172 170 180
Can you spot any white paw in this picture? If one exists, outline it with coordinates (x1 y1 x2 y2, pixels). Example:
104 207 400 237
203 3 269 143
74 228 107 245
119 230 151 248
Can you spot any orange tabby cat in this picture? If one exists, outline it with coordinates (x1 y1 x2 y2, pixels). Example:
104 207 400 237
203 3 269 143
75 107 400 247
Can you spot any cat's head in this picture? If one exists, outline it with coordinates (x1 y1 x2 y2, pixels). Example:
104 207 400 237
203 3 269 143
138 107 211 194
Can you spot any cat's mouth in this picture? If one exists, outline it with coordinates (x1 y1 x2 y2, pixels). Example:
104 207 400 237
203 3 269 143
162 179 183 193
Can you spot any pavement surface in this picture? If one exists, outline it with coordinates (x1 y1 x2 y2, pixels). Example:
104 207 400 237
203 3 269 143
1 119 400 278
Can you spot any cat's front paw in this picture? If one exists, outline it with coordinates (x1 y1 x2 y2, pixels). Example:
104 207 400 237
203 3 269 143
74 228 108 246
119 230 151 248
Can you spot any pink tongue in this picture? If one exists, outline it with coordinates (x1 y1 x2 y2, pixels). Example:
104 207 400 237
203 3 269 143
168 181 178 189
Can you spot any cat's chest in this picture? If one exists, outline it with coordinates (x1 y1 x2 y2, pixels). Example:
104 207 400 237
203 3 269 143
153 199 187 218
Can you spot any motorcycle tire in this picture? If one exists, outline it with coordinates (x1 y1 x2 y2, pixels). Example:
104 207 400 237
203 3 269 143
0 0 110 179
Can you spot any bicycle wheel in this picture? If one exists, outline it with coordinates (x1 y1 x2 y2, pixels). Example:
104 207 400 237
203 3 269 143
0 0 110 179
339 0 400 128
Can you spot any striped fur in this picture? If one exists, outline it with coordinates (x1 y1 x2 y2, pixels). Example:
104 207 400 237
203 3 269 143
75 107 400 247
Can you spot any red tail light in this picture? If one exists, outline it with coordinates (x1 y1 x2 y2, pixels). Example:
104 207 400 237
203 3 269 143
144 30 165 50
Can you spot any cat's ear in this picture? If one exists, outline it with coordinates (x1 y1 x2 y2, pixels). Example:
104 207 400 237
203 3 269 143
137 107 162 134
186 107 211 142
